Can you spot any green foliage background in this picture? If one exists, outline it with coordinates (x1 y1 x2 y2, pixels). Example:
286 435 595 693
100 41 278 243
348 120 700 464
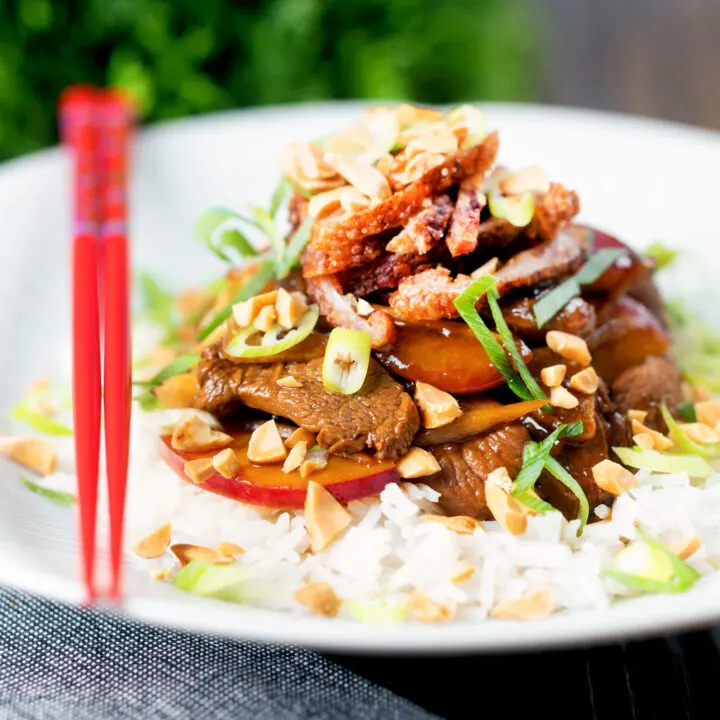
0 0 535 159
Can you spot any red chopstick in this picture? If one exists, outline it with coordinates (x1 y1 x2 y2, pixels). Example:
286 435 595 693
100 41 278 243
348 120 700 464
59 86 103 602
59 86 134 602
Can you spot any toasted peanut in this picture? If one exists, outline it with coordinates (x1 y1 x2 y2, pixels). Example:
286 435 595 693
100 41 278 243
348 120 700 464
217 541 245 556
283 441 308 473
304 481 352 553
450 561 476 583
485 482 529 535
356 298 374 316
247 420 287 464
628 409 648 423
470 257 499 279
154 373 199 409
667 536 702 560
177 288 213 320
491 587 552 620
691 385 714 402
281 141 339 182
696 400 720 428
324 152 391 203
293 582 342 617
171 414 232 453
546 331 591 367
274 288 308 330
633 433 655 450
540 364 567 388
397 447 441 479
0 437 57 476
630 419 673 450
183 457 215 484
308 186 370 220
407 589 455 623
569 367 599 394
232 291 278 328
286 427 317 449
498 166 550 195
300 456 328 479
414 381 463 429
487 466 513 493
253 305 277 332
151 567 173 581
678 422 719 444
133 524 172 559
212 448 241 479
170 543 235 568
405 131 458 157
277 376 303 389
401 151 446 185
396 103 443 128
592 459 638 495
421 514 481 535
550 386 579 409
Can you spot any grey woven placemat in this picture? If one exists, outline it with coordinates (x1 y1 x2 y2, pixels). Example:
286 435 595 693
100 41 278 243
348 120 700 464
0 588 437 720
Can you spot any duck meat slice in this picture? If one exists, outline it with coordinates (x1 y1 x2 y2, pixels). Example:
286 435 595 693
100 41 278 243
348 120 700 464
385 194 454 255
500 295 597 342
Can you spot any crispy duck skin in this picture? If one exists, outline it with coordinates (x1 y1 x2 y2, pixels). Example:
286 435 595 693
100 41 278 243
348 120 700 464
445 174 486 257
385 194 454 255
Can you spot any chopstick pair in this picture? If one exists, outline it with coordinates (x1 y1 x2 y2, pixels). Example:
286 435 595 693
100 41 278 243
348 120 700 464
58 86 134 602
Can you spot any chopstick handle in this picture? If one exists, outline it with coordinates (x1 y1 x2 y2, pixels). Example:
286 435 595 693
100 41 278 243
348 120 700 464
99 90 134 600
60 86 102 601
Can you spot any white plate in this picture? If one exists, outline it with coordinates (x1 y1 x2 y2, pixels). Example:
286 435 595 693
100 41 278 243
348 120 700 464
1 102 719 654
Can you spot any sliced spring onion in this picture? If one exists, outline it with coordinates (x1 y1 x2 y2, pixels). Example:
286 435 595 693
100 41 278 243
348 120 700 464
138 271 175 330
322 328 372 395
21 477 76 507
613 446 715 479
269 177 291 218
660 403 720 459
678 401 697 423
10 403 72 436
194 207 259 262
486 289 546 403
544 456 589 534
248 205 285 264
488 191 534 227
197 262 276 341
276 214 314 280
173 560 277 603
453 275 531 401
532 248 627 329
225 305 319 359
643 242 677 270
133 353 201 389
346 597 407 625
605 528 699 594
445 104 487 148
511 422 584 506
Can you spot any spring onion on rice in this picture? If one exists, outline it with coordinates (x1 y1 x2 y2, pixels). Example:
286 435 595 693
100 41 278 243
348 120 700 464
346 598 407 625
613 446 715 478
173 560 276 603
660 403 720 459
21 477 75 507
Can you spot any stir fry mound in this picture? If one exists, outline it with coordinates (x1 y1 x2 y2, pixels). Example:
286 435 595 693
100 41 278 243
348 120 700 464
146 103 695 533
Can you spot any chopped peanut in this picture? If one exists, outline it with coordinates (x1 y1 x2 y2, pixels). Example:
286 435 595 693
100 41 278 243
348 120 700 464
397 447 441 479
592 459 638 495
540 364 567 388
696 400 720 428
546 331 591 367
550 386 579 409
232 291 278 328
630 419 673 450
277 376 303 389
324 151 392 203
485 481 530 535
286 427 317 449
414 381 463 429
356 298 374 317
304 481 352 553
569 367 599 395
421 514 482 535
247 420 287 464
486 466 512 493
217 541 245 556
171 414 232 453
151 567 173 581
491 587 552 620
300 456 328 479
274 288 308 329
253 305 277 332
293 582 342 617
133 524 172 559
470 257 499 279
667 536 702 560
401 151 446 185
498 166 550 195
628 409 648 423
407 589 455 623
678 422 719 444
183 457 215 484
450 561 476 583
170 543 235 567
212 448 241 479
283 441 308 473
308 186 370 220
633 433 655 450
691 385 714 402
154 373 199 409
0 437 57 476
